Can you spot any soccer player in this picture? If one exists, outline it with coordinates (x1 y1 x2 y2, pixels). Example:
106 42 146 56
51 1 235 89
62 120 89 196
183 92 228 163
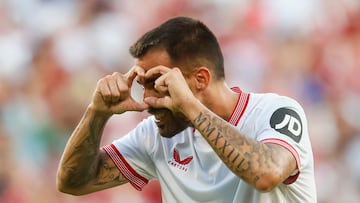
57 16 317 202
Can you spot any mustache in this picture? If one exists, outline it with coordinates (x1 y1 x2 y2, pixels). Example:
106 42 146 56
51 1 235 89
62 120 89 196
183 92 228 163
147 107 157 114
147 107 168 115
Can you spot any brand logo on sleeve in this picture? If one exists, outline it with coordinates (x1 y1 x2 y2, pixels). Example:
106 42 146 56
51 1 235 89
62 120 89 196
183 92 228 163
270 108 303 143
168 148 193 173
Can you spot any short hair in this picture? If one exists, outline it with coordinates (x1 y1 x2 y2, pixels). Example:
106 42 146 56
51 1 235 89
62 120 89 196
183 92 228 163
129 16 225 80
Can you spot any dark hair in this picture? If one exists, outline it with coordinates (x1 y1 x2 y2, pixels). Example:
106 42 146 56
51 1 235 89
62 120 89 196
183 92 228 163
129 16 225 80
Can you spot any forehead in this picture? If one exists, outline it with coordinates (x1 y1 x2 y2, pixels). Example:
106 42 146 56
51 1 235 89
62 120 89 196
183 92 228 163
135 49 172 72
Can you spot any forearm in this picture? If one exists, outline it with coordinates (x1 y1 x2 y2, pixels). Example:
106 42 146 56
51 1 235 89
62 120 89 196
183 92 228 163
186 101 294 191
57 106 111 192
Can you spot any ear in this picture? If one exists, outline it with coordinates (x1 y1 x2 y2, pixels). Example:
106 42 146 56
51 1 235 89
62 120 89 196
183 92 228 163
193 67 211 91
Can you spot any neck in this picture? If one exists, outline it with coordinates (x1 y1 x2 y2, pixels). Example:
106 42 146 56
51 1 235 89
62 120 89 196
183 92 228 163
200 82 239 121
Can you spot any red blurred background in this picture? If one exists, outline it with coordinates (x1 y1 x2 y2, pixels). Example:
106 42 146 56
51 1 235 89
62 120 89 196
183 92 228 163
0 0 359 202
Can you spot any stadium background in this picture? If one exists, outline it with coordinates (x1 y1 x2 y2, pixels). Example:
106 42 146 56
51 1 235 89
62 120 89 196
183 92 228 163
0 0 359 202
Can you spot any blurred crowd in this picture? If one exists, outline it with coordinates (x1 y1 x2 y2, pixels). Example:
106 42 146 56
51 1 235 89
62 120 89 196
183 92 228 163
0 0 359 202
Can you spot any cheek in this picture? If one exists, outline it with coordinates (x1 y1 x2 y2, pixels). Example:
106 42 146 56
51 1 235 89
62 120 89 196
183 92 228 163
175 112 189 122
186 77 197 92
170 113 191 128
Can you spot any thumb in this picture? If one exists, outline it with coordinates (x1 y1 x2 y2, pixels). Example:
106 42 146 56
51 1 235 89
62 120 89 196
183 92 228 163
143 96 170 109
113 99 149 113
131 102 149 112
127 99 149 112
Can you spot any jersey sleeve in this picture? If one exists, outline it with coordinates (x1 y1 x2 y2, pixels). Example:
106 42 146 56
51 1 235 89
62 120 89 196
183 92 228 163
255 95 312 184
102 117 158 191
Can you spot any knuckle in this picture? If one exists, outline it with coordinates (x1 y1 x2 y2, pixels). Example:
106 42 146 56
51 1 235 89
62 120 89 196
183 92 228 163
112 72 120 76
105 74 113 80
102 94 112 101
97 77 107 85
112 91 121 98
98 75 112 86
119 89 129 97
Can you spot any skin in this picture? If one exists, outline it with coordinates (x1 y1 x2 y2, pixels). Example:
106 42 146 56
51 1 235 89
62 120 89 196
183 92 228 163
56 48 297 195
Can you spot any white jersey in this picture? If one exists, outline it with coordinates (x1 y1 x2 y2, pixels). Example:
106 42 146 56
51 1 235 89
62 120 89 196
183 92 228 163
103 87 317 203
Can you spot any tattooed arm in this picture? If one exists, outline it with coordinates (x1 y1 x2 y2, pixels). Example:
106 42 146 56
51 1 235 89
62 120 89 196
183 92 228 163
57 68 148 195
56 108 128 195
188 105 297 192
143 66 297 192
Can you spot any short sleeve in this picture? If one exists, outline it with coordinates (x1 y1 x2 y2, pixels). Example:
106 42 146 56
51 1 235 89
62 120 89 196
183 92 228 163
255 95 311 184
102 117 158 190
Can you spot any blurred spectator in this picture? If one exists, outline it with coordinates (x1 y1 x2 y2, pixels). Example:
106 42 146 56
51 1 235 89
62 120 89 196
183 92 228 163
0 0 359 202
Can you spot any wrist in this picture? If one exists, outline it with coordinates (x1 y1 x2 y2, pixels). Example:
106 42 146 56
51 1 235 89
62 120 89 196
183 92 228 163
181 97 204 122
87 103 113 119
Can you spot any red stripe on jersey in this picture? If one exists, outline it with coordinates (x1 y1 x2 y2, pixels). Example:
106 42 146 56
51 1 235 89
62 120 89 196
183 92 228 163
229 87 250 126
102 144 149 190
261 138 301 184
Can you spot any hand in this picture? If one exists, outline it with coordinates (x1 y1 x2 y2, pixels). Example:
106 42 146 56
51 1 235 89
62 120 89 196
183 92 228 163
143 66 196 114
89 66 149 116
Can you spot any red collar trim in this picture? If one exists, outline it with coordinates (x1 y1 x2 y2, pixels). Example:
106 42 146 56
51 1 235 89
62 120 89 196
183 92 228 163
228 87 250 126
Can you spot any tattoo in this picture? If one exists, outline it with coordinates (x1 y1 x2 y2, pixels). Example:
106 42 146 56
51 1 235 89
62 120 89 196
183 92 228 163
211 132 222 145
60 111 108 188
94 154 121 185
219 140 230 154
193 110 286 187
227 148 235 158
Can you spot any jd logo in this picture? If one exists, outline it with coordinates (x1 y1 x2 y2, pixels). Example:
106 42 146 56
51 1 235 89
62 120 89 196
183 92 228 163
270 108 302 143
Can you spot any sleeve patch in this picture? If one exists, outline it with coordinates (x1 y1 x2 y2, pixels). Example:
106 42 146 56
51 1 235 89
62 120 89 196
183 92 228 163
270 108 303 143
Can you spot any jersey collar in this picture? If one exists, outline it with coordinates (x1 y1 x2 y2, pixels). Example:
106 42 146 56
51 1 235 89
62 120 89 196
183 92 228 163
192 87 250 133
228 87 250 126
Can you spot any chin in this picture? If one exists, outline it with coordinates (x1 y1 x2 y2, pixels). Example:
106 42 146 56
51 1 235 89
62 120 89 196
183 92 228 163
157 119 191 138
151 109 191 138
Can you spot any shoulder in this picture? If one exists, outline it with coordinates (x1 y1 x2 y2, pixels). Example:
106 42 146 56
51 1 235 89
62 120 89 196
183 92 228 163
245 93 307 136
115 116 159 150
250 93 303 108
248 93 305 119
249 92 308 142
248 92 306 121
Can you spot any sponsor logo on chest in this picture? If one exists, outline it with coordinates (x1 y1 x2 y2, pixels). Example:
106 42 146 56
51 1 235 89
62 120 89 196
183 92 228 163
167 148 193 173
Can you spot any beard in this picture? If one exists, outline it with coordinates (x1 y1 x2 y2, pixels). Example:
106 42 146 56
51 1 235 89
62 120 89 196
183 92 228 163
148 107 191 138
